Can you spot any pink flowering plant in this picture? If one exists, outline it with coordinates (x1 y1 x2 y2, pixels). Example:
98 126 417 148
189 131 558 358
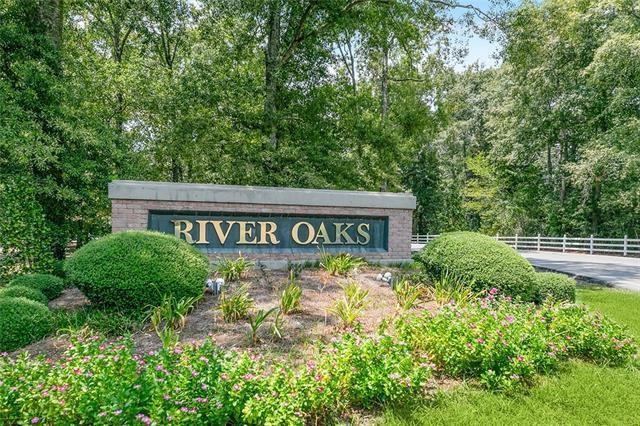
0 333 431 425
544 303 637 365
1 290 636 423
395 290 637 391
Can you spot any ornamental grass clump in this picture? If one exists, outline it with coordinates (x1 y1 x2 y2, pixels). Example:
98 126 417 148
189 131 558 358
214 254 254 282
393 279 424 310
280 272 302 314
149 294 202 348
427 270 480 306
246 307 279 345
329 280 369 328
0 332 431 425
64 231 209 311
319 250 365 276
218 284 253 322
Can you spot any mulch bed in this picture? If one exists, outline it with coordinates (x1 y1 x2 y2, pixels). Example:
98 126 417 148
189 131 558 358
18 266 437 360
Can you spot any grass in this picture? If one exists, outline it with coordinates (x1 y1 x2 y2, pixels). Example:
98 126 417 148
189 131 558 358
378 285 640 425
576 285 640 338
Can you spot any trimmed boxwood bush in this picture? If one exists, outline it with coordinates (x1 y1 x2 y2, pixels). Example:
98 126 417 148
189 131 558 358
416 232 538 302
0 297 52 351
535 272 576 303
0 285 48 305
8 273 64 300
65 231 210 310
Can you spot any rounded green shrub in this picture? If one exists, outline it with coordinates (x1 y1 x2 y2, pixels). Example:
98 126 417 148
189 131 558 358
0 297 52 351
416 232 537 302
9 273 64 300
0 285 48 305
535 272 576 303
65 231 209 310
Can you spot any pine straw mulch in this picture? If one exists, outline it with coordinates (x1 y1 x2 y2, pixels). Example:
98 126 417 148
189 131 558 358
18 266 439 362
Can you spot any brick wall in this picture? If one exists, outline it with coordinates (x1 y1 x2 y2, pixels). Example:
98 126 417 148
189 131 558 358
111 199 413 262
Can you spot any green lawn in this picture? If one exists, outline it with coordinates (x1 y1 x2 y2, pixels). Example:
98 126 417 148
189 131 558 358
378 287 640 425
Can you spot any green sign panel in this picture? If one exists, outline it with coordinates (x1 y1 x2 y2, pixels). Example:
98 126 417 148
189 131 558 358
148 210 388 254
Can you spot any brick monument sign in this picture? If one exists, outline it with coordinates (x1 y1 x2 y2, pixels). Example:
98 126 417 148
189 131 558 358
108 180 415 265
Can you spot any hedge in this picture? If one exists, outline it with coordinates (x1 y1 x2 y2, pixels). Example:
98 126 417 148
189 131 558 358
415 232 538 301
65 231 210 310
0 297 52 351
535 272 576 303
8 273 64 300
0 285 48 305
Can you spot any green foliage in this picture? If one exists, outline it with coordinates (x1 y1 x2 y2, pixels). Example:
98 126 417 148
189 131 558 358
271 309 285 340
52 308 146 337
0 285 48 305
8 273 64 301
214 255 254 282
0 0 121 267
417 232 538 302
320 251 365 276
247 307 279 345
428 270 480 306
0 178 55 281
393 279 424 311
149 294 202 348
64 231 209 311
547 303 636 365
0 332 431 424
218 284 253 323
535 272 576 303
280 272 302 314
0 297 52 351
396 296 637 391
329 280 369 328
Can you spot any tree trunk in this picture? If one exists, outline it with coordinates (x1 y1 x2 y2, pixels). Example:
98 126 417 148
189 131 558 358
39 0 63 51
264 1 281 149
591 177 601 234
380 45 389 120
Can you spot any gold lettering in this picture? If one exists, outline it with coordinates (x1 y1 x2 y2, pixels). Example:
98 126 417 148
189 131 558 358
313 222 334 244
171 220 194 244
258 221 280 244
291 221 315 245
334 223 356 244
237 221 258 244
195 220 211 244
211 220 236 245
356 223 371 245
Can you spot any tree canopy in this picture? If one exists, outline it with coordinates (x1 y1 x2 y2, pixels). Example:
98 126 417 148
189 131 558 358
0 0 638 278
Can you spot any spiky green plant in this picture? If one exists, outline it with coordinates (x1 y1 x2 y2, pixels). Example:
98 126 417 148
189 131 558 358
329 280 369 328
428 270 480 306
247 307 279 345
214 254 254 282
394 279 424 310
218 284 253 322
319 248 365 276
148 294 202 348
280 272 302 314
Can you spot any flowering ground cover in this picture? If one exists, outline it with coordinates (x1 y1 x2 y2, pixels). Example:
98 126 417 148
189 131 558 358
1 288 636 425
380 287 640 425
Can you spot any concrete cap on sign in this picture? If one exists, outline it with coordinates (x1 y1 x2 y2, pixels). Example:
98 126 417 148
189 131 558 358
108 180 416 210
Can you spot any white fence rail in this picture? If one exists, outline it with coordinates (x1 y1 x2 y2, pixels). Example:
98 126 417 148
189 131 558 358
411 234 640 257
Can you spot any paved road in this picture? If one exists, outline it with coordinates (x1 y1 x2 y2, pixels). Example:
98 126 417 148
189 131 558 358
520 251 640 292
411 244 640 292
